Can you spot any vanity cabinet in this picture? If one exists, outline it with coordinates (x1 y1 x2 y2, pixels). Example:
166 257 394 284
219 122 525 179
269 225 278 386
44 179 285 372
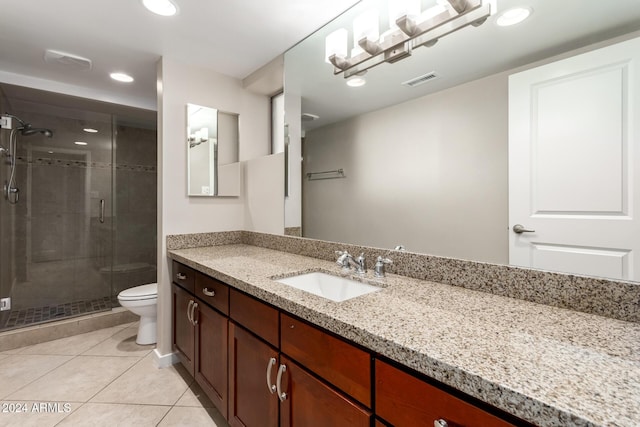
172 261 529 427
375 360 517 427
228 289 280 427
228 288 372 427
172 282 195 374
171 262 229 418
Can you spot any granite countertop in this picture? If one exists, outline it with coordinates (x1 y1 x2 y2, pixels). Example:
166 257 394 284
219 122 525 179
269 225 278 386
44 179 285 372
168 244 640 427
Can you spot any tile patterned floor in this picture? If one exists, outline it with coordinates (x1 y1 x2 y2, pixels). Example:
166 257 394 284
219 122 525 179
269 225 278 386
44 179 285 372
0 323 228 426
3 297 112 330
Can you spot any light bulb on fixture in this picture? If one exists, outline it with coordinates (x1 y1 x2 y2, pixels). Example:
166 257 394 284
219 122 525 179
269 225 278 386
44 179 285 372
353 9 381 56
388 0 421 31
325 28 349 68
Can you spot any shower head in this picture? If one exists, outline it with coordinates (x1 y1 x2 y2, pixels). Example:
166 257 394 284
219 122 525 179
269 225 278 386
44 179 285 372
20 125 53 138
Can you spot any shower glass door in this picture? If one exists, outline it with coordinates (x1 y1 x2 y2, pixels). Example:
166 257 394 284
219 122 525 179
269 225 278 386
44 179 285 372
0 101 114 330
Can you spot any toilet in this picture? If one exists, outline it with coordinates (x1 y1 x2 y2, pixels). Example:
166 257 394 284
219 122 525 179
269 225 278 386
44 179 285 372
117 283 158 345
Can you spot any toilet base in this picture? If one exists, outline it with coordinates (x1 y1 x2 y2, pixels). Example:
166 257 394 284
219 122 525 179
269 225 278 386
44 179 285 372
136 315 157 345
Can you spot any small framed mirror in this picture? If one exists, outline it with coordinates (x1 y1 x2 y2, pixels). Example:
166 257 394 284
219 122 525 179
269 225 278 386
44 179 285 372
187 103 240 197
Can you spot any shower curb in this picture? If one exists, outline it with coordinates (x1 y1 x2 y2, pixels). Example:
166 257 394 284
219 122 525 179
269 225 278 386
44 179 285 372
0 307 137 352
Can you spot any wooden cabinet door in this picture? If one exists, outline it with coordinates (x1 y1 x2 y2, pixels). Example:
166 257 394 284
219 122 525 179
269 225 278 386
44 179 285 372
376 360 516 427
279 356 372 427
194 301 228 419
228 321 278 427
172 284 194 375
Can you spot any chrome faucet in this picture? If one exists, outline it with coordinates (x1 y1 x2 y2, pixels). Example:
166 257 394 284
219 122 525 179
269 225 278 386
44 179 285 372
335 251 366 275
335 251 351 270
374 256 393 278
350 253 366 275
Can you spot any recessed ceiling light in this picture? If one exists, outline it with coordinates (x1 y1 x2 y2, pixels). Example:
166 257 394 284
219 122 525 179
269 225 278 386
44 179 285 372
110 72 134 83
74 141 88 146
496 7 532 26
83 128 98 133
142 0 178 16
346 77 366 87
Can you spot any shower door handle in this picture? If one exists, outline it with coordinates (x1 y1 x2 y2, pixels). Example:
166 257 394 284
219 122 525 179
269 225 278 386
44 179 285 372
99 199 105 223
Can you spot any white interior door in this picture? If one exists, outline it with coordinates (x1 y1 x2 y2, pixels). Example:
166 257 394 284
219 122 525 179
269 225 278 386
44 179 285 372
509 36 640 281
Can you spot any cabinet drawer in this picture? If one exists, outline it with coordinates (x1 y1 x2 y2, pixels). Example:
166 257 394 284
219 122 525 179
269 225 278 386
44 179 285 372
375 360 516 427
172 261 195 293
195 273 229 315
229 289 279 347
280 313 371 408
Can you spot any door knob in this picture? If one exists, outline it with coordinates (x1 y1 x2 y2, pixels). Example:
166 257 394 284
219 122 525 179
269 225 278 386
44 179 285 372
513 224 535 234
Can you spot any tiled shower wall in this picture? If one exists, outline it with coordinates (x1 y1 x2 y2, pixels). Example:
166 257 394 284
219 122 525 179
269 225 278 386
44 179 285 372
0 87 14 327
112 124 157 297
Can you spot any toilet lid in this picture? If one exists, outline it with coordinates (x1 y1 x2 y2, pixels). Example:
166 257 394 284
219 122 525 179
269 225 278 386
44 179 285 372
118 283 157 300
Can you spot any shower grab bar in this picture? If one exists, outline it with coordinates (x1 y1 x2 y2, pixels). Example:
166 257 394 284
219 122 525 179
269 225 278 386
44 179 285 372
99 199 105 223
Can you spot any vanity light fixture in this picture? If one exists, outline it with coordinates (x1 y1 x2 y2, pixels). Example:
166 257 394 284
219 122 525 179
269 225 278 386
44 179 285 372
110 72 134 83
326 0 495 79
496 7 532 27
83 128 98 133
74 141 88 146
142 0 178 16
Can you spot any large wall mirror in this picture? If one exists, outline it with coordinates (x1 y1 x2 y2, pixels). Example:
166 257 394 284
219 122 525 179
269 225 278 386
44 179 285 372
283 0 640 282
187 103 240 197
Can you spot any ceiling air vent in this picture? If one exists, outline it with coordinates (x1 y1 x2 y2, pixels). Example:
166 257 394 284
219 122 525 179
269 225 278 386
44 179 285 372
44 49 92 70
401 72 439 88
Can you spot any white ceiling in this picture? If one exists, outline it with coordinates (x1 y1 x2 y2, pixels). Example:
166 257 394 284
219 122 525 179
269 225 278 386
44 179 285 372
0 0 360 110
285 0 640 131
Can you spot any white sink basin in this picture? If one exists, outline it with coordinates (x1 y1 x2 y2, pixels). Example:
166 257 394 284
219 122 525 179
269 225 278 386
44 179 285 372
275 271 381 302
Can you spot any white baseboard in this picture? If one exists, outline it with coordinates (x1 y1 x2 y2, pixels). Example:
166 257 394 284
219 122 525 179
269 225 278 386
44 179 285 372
152 348 179 368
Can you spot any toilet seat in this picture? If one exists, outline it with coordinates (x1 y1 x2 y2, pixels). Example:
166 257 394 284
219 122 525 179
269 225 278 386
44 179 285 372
118 283 157 301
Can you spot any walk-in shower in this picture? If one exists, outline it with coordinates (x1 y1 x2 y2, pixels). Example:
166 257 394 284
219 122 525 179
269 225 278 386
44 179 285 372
0 83 157 331
1 113 54 204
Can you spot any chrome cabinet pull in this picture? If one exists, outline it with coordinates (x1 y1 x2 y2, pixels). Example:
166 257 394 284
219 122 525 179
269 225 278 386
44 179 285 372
176 272 187 280
512 224 535 234
99 199 105 223
186 300 193 324
276 364 287 402
266 357 277 394
434 419 449 427
202 287 215 297
192 302 199 325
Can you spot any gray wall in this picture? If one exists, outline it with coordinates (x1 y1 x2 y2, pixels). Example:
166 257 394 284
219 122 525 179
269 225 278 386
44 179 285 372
303 72 509 264
113 124 157 295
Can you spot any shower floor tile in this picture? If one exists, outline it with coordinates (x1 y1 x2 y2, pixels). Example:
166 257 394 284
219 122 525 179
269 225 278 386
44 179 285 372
2 297 112 330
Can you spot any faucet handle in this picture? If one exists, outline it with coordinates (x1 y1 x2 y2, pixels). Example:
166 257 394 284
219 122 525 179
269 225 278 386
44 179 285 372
336 250 352 270
374 256 393 278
